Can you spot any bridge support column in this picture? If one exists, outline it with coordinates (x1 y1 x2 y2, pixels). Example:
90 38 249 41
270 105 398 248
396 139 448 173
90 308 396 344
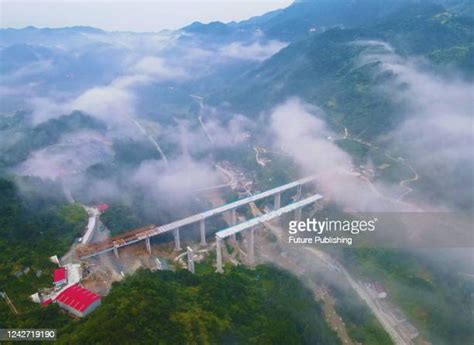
200 219 206 246
113 245 119 259
295 208 302 222
274 192 281 210
187 246 195 274
145 236 151 254
314 200 323 212
248 227 255 266
174 228 182 251
216 237 224 273
231 209 237 242
295 185 302 201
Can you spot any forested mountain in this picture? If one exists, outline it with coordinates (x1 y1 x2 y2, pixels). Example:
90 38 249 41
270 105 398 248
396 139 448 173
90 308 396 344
0 179 342 344
204 1 473 211
0 111 105 170
183 0 473 42
0 0 472 344
0 178 87 323
209 2 473 132
58 267 341 345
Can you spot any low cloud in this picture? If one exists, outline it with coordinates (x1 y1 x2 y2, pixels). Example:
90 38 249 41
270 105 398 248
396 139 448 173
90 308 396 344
132 56 188 81
29 78 139 126
357 40 474 209
270 43 473 212
164 110 254 156
204 113 253 147
269 98 413 211
71 86 135 124
219 40 287 61
15 130 113 180
28 97 69 124
132 157 222 201
270 99 351 175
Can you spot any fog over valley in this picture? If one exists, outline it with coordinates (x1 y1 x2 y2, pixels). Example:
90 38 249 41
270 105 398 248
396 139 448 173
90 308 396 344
1 1 473 344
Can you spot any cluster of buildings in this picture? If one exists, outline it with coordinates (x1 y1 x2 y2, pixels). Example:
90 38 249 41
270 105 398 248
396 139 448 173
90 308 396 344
30 202 110 318
34 264 101 318
36 265 102 318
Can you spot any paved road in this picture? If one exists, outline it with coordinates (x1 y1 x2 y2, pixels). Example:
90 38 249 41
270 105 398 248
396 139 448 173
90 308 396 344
130 116 169 165
249 200 409 345
190 94 214 144
304 247 410 345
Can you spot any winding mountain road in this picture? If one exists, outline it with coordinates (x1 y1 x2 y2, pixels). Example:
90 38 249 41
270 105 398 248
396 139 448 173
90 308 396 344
190 94 214 144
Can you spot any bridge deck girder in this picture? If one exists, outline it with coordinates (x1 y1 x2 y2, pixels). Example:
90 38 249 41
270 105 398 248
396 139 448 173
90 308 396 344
78 175 318 259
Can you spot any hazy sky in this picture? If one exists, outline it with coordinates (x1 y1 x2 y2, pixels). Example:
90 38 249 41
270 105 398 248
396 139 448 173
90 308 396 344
0 1 292 32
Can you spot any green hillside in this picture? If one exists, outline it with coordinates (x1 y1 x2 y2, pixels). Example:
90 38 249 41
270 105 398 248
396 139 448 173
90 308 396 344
0 178 87 324
0 178 341 345
58 267 341 345
0 111 105 169
210 2 473 138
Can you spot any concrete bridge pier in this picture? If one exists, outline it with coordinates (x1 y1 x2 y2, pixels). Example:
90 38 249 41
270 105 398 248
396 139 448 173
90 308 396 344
248 227 255 266
200 219 206 246
274 192 281 210
145 236 151 254
187 246 195 274
314 200 323 212
113 245 119 259
231 209 237 242
295 185 302 201
216 237 224 273
295 207 302 222
174 228 182 251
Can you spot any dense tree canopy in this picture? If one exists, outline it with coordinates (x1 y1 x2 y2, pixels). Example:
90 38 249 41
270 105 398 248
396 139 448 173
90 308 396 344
0 178 87 325
59 267 341 345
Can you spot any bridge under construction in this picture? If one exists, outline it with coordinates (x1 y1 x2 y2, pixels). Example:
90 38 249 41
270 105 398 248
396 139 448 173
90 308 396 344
214 193 322 272
76 175 323 271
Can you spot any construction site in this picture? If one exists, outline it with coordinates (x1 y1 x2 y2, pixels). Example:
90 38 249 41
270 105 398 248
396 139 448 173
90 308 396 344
30 176 319 311
26 173 421 344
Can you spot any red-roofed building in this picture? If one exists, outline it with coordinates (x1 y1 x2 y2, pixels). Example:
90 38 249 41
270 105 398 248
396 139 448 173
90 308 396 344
55 284 101 317
97 203 109 213
53 267 67 286
41 298 53 307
